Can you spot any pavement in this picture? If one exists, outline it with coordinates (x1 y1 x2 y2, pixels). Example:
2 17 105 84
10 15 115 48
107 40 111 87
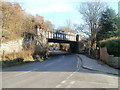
77 54 119 75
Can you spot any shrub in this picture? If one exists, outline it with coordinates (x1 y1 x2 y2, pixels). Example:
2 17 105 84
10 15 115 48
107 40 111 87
106 39 120 57
99 40 106 47
32 54 41 61
15 58 24 62
99 37 120 57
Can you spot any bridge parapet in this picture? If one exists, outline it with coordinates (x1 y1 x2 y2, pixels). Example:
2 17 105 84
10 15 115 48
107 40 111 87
36 27 81 41
43 30 76 41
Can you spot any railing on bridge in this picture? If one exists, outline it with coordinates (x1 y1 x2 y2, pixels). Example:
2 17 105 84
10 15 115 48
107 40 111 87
39 30 77 41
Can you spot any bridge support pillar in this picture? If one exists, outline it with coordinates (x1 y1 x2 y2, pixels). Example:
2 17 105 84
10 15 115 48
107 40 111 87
70 42 81 53
59 44 63 50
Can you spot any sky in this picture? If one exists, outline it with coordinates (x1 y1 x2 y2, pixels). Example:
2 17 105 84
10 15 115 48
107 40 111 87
5 0 120 29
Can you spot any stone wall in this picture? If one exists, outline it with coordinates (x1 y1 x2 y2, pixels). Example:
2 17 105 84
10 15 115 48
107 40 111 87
107 55 120 68
0 28 48 58
100 47 109 62
100 47 120 69
0 39 23 56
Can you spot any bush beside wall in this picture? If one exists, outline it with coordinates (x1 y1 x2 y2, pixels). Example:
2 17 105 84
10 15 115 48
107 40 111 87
107 55 120 69
100 47 120 69
99 37 120 69
100 37 120 57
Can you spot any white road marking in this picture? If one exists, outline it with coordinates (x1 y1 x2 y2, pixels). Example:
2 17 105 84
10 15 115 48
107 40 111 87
66 76 70 80
56 84 61 88
70 81 75 84
14 71 31 77
61 80 66 84
66 73 74 80
3 68 39 79
3 76 12 79
55 70 77 88
70 73 74 76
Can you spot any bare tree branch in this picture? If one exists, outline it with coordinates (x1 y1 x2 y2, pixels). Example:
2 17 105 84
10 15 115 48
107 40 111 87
78 0 106 36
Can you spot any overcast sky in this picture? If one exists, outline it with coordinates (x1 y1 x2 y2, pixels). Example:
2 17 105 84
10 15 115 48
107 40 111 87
5 0 119 29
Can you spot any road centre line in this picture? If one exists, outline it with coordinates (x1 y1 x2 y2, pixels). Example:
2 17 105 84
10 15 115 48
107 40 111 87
61 80 67 84
55 69 78 88
56 84 61 88
70 81 75 84
3 76 12 80
14 67 41 77
14 71 31 77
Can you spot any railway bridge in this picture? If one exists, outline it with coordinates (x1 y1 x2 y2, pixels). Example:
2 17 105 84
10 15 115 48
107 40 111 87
36 26 83 53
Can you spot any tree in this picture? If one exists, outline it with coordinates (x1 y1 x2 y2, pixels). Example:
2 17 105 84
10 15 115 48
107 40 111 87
22 13 35 34
100 8 117 31
96 8 118 41
117 16 120 35
78 0 105 49
35 15 45 30
65 19 73 32
43 20 54 31
1 0 55 43
58 19 74 33
57 26 73 33
2 2 24 31
73 24 90 35
118 17 120 29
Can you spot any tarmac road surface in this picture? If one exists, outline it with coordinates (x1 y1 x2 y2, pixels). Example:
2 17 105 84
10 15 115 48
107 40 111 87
2 54 118 88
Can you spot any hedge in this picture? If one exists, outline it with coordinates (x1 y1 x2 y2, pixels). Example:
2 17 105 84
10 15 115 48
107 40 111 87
99 37 120 57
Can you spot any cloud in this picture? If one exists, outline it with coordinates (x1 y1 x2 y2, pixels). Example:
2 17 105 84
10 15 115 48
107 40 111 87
46 2 74 12
5 0 119 15
4 0 119 29
5 0 120 3
5 0 68 3
20 1 76 15
10 0 118 14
